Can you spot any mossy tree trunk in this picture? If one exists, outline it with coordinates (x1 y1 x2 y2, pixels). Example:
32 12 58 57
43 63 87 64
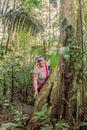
27 0 86 130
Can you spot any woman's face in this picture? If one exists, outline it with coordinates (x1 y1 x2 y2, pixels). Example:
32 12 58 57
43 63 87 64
38 59 45 67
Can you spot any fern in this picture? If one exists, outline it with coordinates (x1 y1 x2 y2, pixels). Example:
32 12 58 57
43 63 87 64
0 123 22 130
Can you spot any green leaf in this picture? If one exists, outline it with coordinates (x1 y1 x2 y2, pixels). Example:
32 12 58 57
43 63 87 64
64 55 70 61
52 22 59 28
42 125 52 130
74 64 79 70
0 127 6 130
49 52 59 69
2 123 21 129
80 122 87 126
84 13 87 25
63 47 70 54
55 120 70 130
79 80 82 84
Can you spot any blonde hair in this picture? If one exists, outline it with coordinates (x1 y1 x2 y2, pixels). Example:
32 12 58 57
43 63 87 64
34 62 39 67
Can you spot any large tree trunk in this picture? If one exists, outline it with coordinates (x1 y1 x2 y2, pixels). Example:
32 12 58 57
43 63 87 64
27 0 86 130
26 66 60 129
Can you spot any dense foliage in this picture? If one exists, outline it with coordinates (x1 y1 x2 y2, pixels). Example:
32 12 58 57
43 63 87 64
0 0 87 130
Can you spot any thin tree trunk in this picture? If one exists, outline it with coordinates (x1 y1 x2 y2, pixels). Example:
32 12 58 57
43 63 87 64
3 74 6 95
10 65 14 102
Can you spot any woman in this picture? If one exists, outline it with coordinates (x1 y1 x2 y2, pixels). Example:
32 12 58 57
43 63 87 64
33 56 50 99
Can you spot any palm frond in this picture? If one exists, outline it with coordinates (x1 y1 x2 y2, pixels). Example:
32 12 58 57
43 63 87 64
0 0 44 36
5 9 44 35
0 0 44 54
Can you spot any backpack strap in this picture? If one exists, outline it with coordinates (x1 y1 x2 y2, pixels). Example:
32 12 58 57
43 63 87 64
38 63 49 91
45 62 48 82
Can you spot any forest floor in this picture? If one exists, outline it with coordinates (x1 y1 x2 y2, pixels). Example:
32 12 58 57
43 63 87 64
0 99 35 130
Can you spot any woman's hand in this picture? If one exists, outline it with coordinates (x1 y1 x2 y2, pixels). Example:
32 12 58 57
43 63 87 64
34 90 39 99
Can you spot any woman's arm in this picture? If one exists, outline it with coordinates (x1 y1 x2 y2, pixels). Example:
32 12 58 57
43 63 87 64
33 73 39 99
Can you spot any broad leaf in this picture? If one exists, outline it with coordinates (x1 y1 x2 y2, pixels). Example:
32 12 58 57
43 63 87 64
50 52 59 69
